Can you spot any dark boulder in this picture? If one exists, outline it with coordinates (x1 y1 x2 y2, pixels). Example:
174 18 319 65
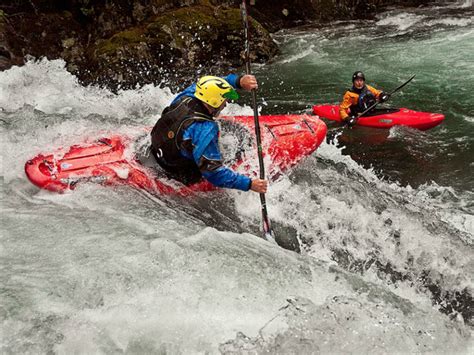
0 0 432 88
83 4 278 89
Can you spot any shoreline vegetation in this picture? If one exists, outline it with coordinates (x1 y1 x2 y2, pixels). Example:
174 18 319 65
0 0 431 89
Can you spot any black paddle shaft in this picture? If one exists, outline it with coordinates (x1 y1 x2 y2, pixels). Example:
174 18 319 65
240 0 273 238
358 74 416 118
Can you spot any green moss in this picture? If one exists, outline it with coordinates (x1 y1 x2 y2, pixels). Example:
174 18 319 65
149 6 218 31
92 3 274 67
197 0 214 6
96 28 145 56
217 8 271 42
114 28 145 43
146 6 222 49
219 8 243 30
0 9 7 30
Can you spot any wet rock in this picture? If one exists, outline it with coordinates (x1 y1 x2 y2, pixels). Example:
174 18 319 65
272 222 300 253
0 9 20 70
83 5 277 89
420 271 474 326
0 46 12 71
0 9 86 74
0 2 277 90
327 246 474 326
1 0 431 88
220 294 468 354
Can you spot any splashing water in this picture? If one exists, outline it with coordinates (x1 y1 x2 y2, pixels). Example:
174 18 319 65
1 4 473 353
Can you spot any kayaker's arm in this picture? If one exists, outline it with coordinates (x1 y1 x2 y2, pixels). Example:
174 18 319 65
201 160 252 191
367 85 390 103
367 85 382 99
222 73 242 89
221 74 258 91
183 121 252 191
339 91 353 120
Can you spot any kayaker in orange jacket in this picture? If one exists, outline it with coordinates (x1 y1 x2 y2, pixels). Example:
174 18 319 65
339 71 389 126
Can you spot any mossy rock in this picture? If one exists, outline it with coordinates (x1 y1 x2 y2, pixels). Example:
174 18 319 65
86 3 277 89
92 4 277 62
0 9 9 29
95 28 147 56
146 5 276 59
146 6 221 50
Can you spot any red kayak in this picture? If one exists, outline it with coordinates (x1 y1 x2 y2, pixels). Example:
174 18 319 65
312 105 444 130
25 114 327 196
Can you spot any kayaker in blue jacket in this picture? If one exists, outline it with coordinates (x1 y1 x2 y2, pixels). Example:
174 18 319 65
150 74 268 193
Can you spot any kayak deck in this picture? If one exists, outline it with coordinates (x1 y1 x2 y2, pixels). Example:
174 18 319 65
25 114 327 195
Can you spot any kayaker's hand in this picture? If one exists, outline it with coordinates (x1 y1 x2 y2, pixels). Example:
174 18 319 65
251 179 268 193
240 75 258 91
346 115 358 128
379 92 390 103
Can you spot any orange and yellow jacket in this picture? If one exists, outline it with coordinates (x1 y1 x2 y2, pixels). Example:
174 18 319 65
339 85 382 120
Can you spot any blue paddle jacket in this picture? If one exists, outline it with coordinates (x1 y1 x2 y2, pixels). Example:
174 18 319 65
171 74 251 191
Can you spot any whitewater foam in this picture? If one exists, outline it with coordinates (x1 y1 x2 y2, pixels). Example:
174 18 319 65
0 58 173 120
427 17 473 28
1 48 472 353
376 12 425 31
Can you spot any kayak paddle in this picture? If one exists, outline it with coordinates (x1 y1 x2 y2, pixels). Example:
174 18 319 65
240 0 275 242
324 74 416 143
350 74 416 126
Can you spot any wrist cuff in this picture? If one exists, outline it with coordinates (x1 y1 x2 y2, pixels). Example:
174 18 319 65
247 178 252 191
236 75 244 89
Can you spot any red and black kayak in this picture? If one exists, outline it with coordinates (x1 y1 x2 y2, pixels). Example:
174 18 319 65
312 105 444 130
25 114 327 196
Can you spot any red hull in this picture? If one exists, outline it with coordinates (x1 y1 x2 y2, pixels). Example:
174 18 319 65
312 105 444 130
25 114 327 195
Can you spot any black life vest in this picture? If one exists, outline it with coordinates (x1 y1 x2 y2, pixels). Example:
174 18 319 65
350 85 376 114
150 97 215 185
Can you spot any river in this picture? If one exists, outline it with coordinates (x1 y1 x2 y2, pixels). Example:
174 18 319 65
1 1 473 353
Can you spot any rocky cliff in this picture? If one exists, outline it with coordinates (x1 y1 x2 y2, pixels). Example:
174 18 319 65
0 0 431 89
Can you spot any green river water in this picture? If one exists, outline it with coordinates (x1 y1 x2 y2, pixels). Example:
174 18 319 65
255 3 474 193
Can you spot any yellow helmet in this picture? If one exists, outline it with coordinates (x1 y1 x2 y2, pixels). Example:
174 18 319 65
194 76 239 108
